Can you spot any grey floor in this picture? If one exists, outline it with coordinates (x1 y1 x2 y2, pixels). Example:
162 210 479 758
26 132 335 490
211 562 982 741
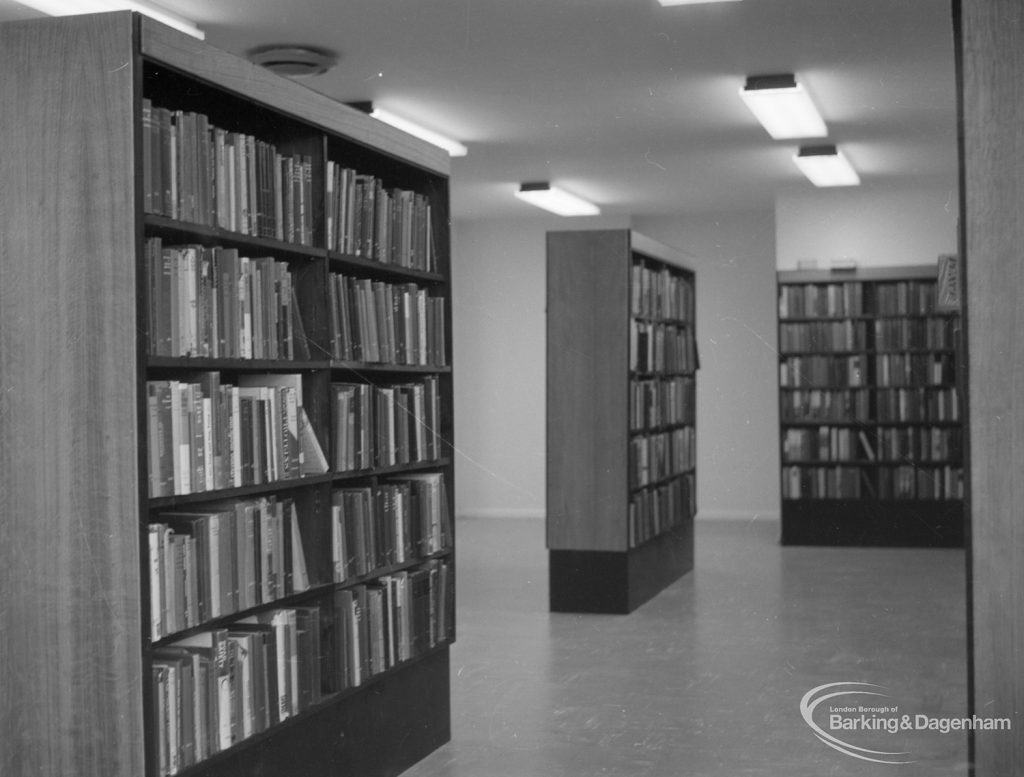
402 516 969 777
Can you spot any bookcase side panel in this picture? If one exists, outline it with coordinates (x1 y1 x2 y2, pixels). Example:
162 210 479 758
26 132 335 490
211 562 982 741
0 14 144 777
962 1 1024 771
546 231 630 552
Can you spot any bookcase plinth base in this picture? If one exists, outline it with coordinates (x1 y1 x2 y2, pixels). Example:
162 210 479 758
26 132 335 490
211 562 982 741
781 499 965 547
549 523 694 614
185 646 450 777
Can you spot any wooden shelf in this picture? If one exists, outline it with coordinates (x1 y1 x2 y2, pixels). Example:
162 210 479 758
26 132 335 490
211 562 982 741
777 266 965 547
546 229 697 613
144 213 321 258
0 12 455 777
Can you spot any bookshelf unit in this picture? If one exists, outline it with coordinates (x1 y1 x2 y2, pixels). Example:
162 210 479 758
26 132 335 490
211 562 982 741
546 230 697 614
777 265 964 547
0 12 454 777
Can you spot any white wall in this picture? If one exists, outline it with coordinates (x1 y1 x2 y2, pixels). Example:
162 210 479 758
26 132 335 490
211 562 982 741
632 210 780 520
776 185 958 270
451 213 629 519
451 185 958 523
452 209 779 521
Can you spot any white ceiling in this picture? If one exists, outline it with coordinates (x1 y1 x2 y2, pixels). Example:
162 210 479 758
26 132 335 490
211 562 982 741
0 0 959 221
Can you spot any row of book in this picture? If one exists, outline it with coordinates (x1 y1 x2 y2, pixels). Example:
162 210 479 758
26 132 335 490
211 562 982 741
780 354 956 388
147 373 328 498
149 496 309 642
324 559 453 691
780 386 962 424
873 280 941 316
780 319 956 354
779 355 866 388
875 426 962 463
876 386 959 422
783 426 962 464
778 280 943 319
630 262 694 322
327 273 447 366
152 559 452 777
630 321 696 374
331 475 453 581
331 377 442 472
630 376 695 431
779 320 868 353
873 316 956 351
778 282 864 319
876 353 955 387
783 427 866 463
325 162 436 272
142 101 314 244
780 389 872 423
627 472 695 549
781 464 964 500
146 239 308 361
152 607 322 776
630 427 695 489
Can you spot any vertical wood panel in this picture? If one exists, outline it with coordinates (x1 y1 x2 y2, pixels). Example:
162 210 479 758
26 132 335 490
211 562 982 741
0 13 144 777
546 230 630 551
961 1 1024 773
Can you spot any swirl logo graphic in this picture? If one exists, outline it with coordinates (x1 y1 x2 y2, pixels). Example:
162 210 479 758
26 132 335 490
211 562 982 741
800 682 913 764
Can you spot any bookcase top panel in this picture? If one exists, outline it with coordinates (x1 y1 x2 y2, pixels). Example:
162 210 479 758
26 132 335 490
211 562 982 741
138 15 450 177
629 231 696 273
546 229 696 274
778 264 939 284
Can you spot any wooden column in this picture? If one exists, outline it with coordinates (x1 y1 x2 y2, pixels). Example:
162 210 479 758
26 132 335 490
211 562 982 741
0 14 144 777
961 0 1024 773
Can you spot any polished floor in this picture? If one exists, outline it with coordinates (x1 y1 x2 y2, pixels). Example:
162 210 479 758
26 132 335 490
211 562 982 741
401 516 969 777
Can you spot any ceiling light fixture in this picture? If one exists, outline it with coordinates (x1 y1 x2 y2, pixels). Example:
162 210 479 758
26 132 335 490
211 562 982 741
248 46 338 78
14 0 204 39
360 105 468 158
514 182 600 217
793 145 861 187
739 74 827 140
657 0 742 5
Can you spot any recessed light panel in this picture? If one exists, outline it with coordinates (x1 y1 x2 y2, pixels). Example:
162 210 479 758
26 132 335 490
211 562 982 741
514 183 600 217
793 145 861 187
740 74 827 140
369 107 468 158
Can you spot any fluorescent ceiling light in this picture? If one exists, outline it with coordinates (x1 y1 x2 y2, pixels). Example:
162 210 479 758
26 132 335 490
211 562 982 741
15 0 204 38
514 182 600 217
793 145 861 187
658 0 742 5
739 74 827 140
369 107 468 157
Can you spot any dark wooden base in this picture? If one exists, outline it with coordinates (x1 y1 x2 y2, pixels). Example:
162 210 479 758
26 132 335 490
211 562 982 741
185 647 450 777
549 522 694 614
780 499 965 547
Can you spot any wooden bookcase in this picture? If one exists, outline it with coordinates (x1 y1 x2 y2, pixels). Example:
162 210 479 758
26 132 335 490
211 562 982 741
777 265 964 547
546 229 697 614
0 12 454 777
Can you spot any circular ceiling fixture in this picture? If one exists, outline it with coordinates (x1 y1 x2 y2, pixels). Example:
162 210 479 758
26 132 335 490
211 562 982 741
247 45 338 78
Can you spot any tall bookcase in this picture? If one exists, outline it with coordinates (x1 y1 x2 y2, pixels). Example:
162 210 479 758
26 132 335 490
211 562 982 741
777 265 964 547
0 12 455 777
546 230 697 614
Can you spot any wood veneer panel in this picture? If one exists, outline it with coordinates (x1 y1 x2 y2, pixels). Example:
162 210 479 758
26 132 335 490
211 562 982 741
139 17 450 177
961 1 1024 773
546 230 630 552
0 14 144 777
780 500 965 548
